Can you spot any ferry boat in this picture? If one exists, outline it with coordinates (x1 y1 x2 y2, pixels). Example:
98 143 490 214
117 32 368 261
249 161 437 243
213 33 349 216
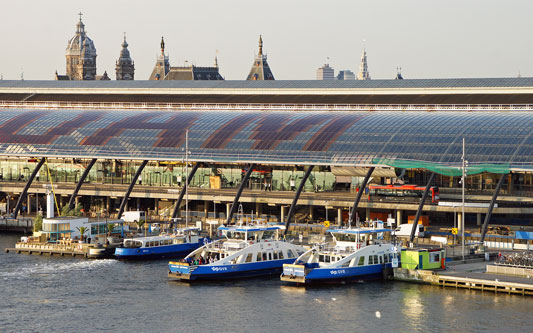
281 225 398 285
168 224 306 281
115 227 206 260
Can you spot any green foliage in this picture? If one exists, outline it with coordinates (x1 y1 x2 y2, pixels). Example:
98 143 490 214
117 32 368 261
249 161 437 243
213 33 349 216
33 215 43 232
135 219 145 230
76 226 88 240
60 204 83 217
107 223 115 236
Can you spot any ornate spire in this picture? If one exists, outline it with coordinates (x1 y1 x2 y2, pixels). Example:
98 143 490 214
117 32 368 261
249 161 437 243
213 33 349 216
76 12 85 34
160 36 165 55
357 43 370 80
214 56 219 68
258 35 263 55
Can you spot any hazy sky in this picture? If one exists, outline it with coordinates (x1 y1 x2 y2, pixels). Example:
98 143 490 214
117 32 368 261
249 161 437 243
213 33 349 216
1 0 532 80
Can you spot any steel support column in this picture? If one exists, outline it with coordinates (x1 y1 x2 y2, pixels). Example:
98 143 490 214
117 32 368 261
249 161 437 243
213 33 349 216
171 162 200 219
225 164 255 225
117 160 148 219
68 158 97 210
348 167 374 227
480 174 506 242
284 166 314 235
409 173 435 243
12 158 45 219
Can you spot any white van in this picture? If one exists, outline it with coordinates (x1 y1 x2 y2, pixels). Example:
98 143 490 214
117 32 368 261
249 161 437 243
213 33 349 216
394 224 425 238
122 211 146 223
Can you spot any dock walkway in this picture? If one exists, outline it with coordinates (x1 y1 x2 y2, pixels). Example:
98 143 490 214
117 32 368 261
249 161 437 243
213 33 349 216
394 260 533 296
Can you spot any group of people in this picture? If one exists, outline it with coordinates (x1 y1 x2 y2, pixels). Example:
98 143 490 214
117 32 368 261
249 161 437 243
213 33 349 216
185 253 220 265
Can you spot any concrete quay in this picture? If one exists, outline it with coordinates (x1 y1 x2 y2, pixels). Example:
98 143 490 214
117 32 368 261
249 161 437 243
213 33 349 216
394 261 533 296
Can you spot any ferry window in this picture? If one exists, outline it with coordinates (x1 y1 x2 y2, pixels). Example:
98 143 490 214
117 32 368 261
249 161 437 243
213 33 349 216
256 252 262 262
379 256 383 264
262 252 268 261
319 255 324 262
358 257 365 266
287 250 295 258
342 260 350 267
245 253 253 263
273 251 279 260
369 256 374 265
373 255 378 264
384 254 389 263
268 252 272 261
279 251 284 259
325 256 331 263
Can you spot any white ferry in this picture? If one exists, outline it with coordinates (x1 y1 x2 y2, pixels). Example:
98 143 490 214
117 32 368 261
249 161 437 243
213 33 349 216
115 227 206 260
168 224 305 281
281 225 398 284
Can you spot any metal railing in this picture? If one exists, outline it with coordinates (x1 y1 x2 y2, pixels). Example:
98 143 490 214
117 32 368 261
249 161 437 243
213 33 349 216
2 100 533 112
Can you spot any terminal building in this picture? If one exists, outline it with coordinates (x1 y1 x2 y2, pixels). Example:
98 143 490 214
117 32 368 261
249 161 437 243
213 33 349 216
0 79 533 245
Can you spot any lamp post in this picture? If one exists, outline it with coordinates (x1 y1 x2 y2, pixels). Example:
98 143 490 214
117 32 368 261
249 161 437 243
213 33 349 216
185 130 189 228
461 137 468 262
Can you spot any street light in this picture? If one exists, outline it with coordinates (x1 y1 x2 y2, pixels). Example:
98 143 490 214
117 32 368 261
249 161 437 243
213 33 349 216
461 137 468 262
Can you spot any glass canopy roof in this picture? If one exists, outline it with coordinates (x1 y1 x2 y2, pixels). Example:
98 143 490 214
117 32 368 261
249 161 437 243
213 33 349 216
0 108 531 174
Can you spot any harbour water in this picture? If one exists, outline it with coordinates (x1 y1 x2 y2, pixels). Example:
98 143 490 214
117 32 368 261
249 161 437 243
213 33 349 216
0 234 531 332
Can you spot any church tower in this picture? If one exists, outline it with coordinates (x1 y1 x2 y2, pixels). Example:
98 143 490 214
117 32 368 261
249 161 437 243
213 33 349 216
246 35 275 80
357 46 370 80
116 34 135 80
65 13 97 80
149 37 170 80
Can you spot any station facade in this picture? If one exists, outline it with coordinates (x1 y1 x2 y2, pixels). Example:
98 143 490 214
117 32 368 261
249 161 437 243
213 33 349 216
1 79 533 242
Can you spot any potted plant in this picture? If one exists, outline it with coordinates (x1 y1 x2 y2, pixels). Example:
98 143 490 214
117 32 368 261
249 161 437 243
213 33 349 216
106 223 115 244
76 226 88 243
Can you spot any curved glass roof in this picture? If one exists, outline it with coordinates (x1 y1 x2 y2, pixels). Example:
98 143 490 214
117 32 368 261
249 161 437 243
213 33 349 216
0 108 532 174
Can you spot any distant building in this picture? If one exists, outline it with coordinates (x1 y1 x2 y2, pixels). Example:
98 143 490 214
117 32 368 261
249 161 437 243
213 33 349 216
148 37 223 81
116 35 135 80
317 64 335 80
246 35 275 80
395 67 404 80
337 69 355 80
55 14 108 80
357 47 371 80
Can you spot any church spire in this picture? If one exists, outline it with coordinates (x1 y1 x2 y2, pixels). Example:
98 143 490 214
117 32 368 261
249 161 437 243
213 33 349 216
357 43 371 80
258 35 263 56
76 12 85 35
160 36 165 56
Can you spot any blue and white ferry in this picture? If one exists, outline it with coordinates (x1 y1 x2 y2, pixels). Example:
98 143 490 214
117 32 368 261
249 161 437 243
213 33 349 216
281 226 397 284
115 227 206 260
168 224 306 281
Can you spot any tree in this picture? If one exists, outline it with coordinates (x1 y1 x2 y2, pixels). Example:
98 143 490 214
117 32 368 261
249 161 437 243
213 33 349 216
135 219 145 236
33 215 43 233
76 226 88 241
107 223 115 237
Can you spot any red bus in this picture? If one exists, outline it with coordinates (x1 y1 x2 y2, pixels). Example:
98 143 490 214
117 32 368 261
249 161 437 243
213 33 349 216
368 184 440 203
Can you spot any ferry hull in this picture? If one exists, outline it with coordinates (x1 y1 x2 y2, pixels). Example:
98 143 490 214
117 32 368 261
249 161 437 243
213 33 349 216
282 263 393 285
115 242 202 260
169 258 295 281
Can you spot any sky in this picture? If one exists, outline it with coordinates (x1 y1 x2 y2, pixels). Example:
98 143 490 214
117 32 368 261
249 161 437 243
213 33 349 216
0 0 532 80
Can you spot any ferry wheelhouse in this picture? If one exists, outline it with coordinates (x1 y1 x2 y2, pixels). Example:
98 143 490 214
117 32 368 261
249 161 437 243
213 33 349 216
281 226 397 284
168 225 305 281
115 227 206 259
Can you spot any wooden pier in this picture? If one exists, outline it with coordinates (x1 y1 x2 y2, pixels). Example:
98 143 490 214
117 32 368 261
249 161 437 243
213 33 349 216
5 246 88 258
394 261 533 297
4 240 116 259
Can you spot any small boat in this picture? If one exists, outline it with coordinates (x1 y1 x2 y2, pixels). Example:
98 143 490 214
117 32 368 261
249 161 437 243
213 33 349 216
168 224 306 281
115 227 206 260
281 225 398 285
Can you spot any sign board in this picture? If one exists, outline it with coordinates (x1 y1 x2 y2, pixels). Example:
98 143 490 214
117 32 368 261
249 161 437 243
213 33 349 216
451 228 458 235
323 220 330 228
392 257 399 268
